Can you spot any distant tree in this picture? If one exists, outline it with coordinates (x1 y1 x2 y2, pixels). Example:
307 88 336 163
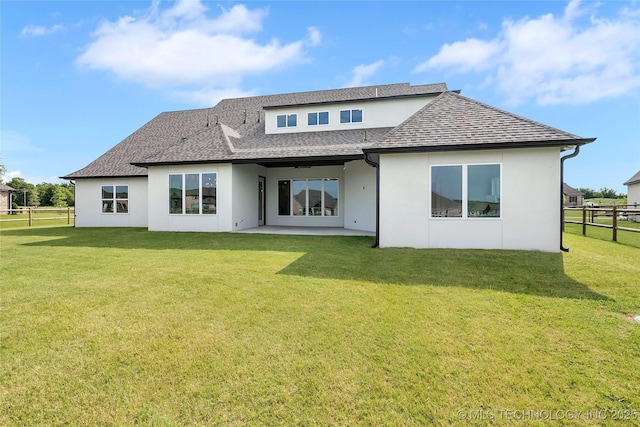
51 186 68 207
0 162 5 184
60 183 74 206
578 188 597 199
6 177 38 206
598 187 618 199
36 182 55 206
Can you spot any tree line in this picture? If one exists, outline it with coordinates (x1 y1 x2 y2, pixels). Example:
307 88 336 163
577 187 626 199
2 176 74 209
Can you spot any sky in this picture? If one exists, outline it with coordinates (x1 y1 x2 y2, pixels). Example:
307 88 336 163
1 0 639 193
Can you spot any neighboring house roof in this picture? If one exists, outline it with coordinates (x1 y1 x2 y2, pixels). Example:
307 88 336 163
61 82 595 180
563 183 583 196
365 91 594 153
0 184 17 192
624 170 640 186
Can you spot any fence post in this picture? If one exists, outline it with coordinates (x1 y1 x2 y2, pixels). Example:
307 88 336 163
612 205 617 242
28 207 33 226
582 206 587 236
67 207 71 224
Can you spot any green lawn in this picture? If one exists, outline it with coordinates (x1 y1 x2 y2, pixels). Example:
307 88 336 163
564 209 640 249
1 226 639 426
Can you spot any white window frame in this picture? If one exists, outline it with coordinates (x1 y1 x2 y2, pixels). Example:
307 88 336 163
430 163 501 219
168 173 217 215
307 111 329 127
339 108 363 124
277 178 339 217
101 185 129 214
277 113 297 128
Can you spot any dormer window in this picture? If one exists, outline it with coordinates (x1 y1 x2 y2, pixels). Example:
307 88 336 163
340 109 363 124
277 114 297 128
308 111 329 126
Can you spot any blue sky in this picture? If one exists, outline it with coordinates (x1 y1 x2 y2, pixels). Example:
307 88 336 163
1 0 638 193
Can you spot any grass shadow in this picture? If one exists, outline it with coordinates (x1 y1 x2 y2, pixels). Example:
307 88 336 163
6 226 610 301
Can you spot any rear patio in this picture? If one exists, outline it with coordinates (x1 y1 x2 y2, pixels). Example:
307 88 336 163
234 225 375 236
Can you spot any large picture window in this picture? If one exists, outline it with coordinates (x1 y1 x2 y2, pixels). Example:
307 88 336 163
431 164 500 218
278 178 338 216
169 173 217 215
102 185 128 214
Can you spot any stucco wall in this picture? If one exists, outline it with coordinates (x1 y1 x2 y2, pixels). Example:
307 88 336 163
147 164 233 232
231 164 267 230
265 97 436 134
627 183 640 205
74 177 148 227
378 147 562 252
627 183 640 222
343 160 377 232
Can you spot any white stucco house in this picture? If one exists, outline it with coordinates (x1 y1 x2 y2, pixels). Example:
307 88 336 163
62 82 595 252
624 170 640 222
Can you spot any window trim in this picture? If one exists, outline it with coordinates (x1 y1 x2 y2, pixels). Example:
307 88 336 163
168 173 217 215
101 184 129 214
430 163 502 219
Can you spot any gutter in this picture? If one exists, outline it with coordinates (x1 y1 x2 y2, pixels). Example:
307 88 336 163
560 146 580 252
363 153 380 248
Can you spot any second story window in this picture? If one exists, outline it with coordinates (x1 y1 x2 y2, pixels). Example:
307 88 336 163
308 111 329 126
277 114 297 128
340 109 363 124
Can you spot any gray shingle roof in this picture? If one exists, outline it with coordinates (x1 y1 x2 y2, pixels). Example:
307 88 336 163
61 83 595 179
62 82 446 179
624 170 640 186
563 183 583 196
0 184 17 192
366 91 594 152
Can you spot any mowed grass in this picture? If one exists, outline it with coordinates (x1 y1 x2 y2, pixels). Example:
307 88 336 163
563 215 640 249
1 226 639 426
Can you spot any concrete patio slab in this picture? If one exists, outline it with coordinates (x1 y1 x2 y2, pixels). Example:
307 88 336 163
234 226 375 236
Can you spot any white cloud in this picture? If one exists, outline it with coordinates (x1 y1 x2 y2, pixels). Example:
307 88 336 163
413 0 640 105
77 1 314 103
345 60 385 88
307 26 322 46
20 24 64 37
413 38 502 74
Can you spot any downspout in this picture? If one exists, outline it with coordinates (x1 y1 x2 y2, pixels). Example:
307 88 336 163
363 152 380 248
560 146 580 252
69 180 76 227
